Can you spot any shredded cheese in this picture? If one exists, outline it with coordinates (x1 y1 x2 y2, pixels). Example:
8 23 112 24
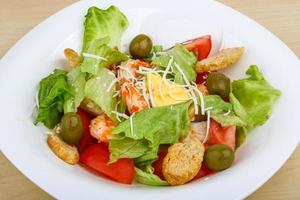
162 57 174 79
202 111 211 144
113 90 120 98
129 113 135 136
106 78 118 92
223 110 231 116
118 65 136 80
158 80 165 101
82 53 107 61
191 82 205 115
111 111 129 120
147 75 156 107
204 106 213 111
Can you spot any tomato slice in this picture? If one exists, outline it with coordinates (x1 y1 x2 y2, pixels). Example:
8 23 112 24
184 35 212 60
152 150 168 180
193 163 215 180
77 109 97 152
207 119 236 149
80 143 134 184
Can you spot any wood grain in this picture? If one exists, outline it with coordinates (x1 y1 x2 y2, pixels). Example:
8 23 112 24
0 0 299 199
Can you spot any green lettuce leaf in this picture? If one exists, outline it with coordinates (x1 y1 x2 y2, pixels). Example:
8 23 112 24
109 102 191 161
84 67 117 120
111 102 191 146
109 138 149 162
230 65 281 147
151 44 197 84
231 65 281 129
82 6 128 52
80 37 128 75
134 146 159 167
134 167 169 186
203 95 245 127
64 68 86 113
36 69 72 128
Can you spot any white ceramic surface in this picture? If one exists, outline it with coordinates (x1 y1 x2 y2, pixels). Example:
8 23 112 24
0 0 299 199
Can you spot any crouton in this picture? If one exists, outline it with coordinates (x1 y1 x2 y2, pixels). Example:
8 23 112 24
47 134 79 165
195 47 245 73
162 131 205 185
64 48 80 68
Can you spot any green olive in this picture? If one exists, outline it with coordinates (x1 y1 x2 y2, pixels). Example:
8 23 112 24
60 112 83 145
79 98 103 117
206 72 230 98
129 34 153 58
204 144 234 171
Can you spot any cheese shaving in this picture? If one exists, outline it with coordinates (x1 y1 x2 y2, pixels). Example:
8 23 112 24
118 65 136 81
191 82 205 115
147 75 156 107
202 111 211 144
158 80 165 100
82 53 107 61
111 111 129 122
223 110 231 116
129 113 135 136
106 78 118 92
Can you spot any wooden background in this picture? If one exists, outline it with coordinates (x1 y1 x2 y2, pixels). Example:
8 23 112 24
0 0 299 199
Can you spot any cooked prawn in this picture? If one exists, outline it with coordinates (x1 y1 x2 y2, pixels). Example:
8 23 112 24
117 59 150 79
120 80 149 114
89 114 116 142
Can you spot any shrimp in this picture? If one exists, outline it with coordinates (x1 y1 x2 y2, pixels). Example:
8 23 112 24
120 80 149 114
118 59 150 79
89 114 116 142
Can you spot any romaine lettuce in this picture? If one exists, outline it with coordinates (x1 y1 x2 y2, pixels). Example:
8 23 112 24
80 37 128 75
230 65 281 147
82 6 128 52
109 138 149 162
84 67 117 120
231 65 281 129
134 146 159 167
134 167 168 186
109 102 191 162
64 68 86 113
36 69 72 128
151 44 197 84
203 95 245 127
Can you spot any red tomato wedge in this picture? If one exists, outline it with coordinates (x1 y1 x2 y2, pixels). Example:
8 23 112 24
193 163 215 180
80 143 134 184
184 35 212 60
207 119 236 149
77 109 97 152
152 150 168 180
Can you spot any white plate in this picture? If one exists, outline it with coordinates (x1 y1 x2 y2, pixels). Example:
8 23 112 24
0 0 299 199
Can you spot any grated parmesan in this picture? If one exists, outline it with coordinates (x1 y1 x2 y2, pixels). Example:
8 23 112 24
106 78 118 92
202 110 211 144
82 53 107 61
129 113 135 136
223 110 231 116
